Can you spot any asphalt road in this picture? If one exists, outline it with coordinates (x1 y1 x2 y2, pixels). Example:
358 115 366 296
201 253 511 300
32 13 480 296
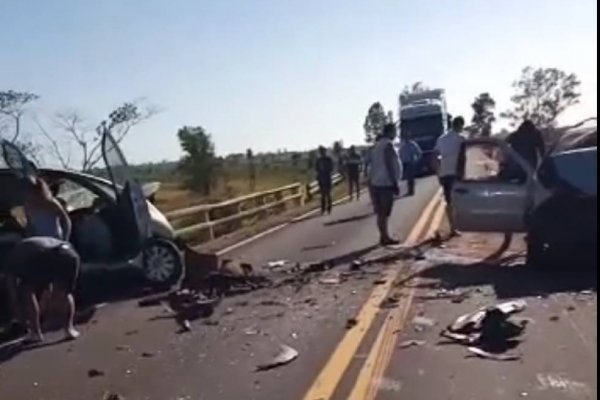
0 178 440 400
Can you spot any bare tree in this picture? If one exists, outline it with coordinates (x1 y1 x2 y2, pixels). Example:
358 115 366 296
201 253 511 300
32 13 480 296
0 90 39 143
39 101 158 171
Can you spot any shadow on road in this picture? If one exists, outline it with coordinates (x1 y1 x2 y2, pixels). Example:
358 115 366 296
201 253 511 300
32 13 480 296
416 258 597 300
323 213 373 227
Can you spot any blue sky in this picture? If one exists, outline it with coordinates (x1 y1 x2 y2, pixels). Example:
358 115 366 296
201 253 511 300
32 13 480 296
1 0 597 164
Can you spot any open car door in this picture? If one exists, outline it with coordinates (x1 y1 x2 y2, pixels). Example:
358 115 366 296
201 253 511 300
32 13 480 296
450 138 534 233
1 140 37 180
101 128 151 258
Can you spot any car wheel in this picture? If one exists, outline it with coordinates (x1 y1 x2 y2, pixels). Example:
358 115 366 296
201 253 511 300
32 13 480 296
142 238 184 287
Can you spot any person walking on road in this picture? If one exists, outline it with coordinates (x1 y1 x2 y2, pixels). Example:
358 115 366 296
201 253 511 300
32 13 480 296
368 123 402 246
315 146 334 215
399 131 423 196
345 146 362 201
434 116 466 235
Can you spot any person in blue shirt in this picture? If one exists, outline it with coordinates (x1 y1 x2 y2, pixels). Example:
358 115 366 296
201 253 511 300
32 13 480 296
399 131 423 196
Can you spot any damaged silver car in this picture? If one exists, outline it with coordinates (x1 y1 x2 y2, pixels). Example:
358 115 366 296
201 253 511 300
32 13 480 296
449 133 597 268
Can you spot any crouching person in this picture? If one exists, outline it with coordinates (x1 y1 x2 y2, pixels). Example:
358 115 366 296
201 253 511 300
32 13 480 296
3 237 81 343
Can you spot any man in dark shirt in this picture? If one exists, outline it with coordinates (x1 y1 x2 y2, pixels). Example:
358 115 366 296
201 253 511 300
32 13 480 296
507 120 546 168
345 146 362 201
316 146 334 214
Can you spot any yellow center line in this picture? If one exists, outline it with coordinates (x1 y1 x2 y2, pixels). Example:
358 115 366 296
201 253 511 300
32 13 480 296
347 196 444 400
302 190 442 400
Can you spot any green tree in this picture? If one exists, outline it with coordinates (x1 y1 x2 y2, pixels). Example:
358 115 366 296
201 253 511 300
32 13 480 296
178 126 217 195
470 93 496 137
363 102 387 143
401 81 429 97
502 67 582 129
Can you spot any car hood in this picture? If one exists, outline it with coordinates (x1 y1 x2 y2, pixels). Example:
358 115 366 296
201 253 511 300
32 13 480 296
542 147 597 196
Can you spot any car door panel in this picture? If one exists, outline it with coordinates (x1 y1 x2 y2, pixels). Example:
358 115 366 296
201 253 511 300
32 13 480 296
451 181 528 232
450 138 534 233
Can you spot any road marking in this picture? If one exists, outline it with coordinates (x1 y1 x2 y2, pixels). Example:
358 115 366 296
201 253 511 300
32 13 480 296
347 193 445 400
302 190 442 400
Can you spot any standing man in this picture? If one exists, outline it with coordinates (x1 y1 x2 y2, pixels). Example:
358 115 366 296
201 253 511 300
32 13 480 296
506 120 545 167
368 123 402 246
315 146 334 215
345 146 362 201
399 131 423 196
434 116 466 235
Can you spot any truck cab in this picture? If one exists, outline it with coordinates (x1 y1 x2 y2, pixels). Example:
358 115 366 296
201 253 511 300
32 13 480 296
399 89 448 174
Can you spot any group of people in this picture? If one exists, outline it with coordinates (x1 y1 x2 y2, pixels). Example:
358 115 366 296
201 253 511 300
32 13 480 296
1 177 81 343
314 115 546 246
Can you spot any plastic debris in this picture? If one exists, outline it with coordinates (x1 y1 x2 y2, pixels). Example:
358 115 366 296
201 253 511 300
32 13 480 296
466 346 521 361
266 260 288 269
442 300 528 360
319 275 342 285
256 344 299 371
399 340 426 349
412 316 436 330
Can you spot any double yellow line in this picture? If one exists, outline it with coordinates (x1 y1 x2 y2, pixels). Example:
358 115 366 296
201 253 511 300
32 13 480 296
303 190 444 400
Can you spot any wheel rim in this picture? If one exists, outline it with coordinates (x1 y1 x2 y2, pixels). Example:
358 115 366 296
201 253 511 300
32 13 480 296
145 245 177 283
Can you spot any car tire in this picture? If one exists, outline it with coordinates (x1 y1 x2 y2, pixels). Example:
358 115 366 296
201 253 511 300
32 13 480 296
142 238 184 288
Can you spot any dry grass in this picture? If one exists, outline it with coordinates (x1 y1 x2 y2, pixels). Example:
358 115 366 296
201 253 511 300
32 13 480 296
155 165 312 212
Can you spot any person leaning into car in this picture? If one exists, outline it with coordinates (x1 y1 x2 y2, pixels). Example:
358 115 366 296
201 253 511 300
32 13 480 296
2 177 81 343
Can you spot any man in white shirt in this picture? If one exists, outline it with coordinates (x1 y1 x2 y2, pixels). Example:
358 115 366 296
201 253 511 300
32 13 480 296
434 117 466 232
368 123 403 245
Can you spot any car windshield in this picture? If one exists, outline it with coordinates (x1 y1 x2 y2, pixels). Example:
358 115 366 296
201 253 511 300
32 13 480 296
401 115 444 137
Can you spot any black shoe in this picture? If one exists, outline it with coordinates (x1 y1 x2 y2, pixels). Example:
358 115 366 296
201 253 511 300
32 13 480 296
380 237 400 246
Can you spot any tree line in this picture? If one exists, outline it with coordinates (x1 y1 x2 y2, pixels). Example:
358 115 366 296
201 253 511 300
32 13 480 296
363 66 584 141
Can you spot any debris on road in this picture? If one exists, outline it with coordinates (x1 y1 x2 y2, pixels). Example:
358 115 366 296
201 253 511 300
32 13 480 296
373 279 387 285
318 274 342 285
549 315 561 322
412 316 436 331
259 300 287 307
244 327 260 336
441 300 528 360
399 340 426 349
380 296 400 309
256 344 299 371
466 346 521 361
87 369 105 378
266 260 289 269
346 318 359 330
102 391 125 400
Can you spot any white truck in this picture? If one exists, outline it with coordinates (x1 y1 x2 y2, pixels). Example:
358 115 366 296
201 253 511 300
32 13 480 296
399 89 449 174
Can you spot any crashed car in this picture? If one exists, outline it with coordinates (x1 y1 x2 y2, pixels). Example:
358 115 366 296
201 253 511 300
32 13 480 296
0 128 184 288
450 136 597 267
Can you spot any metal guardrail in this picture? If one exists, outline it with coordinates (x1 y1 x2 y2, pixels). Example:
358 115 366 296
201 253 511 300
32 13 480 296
167 174 342 241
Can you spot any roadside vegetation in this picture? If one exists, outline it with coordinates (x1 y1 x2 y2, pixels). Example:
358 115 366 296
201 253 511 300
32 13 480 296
1 65 595 218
